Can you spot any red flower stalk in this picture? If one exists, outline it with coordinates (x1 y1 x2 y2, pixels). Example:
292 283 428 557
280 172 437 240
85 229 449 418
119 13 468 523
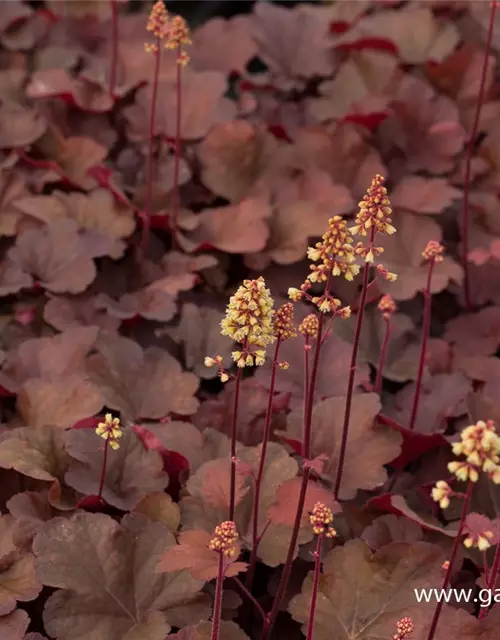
165 16 191 236
264 216 355 638
334 175 396 498
306 503 337 640
228 368 243 522
246 303 296 591
408 241 444 431
479 542 500 619
429 419 500 629
211 552 224 640
461 1 497 311
261 315 325 640
299 314 319 454
97 439 109 503
375 294 397 394
425 480 474 640
172 55 182 236
209 521 239 640
217 277 276 520
141 1 170 256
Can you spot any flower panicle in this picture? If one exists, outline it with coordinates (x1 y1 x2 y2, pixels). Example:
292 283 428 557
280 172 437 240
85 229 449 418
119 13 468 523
289 176 397 312
432 421 500 518
350 174 397 277
378 294 397 319
144 4 191 64
309 502 337 538
350 174 396 239
166 14 192 48
274 302 297 341
145 0 169 51
288 216 358 315
220 276 276 367
208 521 239 557
422 239 445 263
95 413 122 450
306 215 359 283
447 420 500 484
298 314 319 340
393 616 414 640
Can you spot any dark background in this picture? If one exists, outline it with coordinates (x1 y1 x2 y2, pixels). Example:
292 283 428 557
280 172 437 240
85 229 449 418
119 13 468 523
133 0 321 27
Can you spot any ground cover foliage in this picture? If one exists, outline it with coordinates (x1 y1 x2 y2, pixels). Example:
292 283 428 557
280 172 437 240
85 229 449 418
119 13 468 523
1 1 500 639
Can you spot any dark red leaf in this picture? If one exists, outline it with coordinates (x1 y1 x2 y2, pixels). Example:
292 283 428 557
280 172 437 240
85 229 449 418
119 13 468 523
76 494 106 510
377 414 449 469
330 21 350 35
341 112 389 131
336 37 398 55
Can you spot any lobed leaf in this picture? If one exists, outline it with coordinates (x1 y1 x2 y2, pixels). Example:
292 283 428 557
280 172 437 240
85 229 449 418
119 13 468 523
289 540 444 639
17 374 104 429
87 335 199 421
0 514 42 615
285 394 402 499
7 220 97 294
34 512 209 640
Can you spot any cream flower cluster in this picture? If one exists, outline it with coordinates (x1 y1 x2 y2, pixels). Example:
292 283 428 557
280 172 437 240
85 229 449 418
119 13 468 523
208 521 239 557
220 276 276 367
309 502 337 538
144 0 191 64
448 420 500 484
431 421 500 551
288 216 358 312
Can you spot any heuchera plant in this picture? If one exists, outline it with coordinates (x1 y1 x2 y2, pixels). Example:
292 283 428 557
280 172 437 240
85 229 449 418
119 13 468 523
2 1 500 639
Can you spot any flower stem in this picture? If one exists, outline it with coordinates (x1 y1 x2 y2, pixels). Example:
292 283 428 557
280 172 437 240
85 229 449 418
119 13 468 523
483 549 490 587
303 316 325 460
408 259 435 431
461 0 497 312
211 552 224 640
375 316 391 394
479 542 500 619
306 533 324 640
426 479 474 640
97 438 109 503
171 51 183 237
233 576 266 624
320 315 336 346
262 467 310 640
246 338 282 589
140 42 161 257
488 543 500 589
263 311 327 638
229 368 243 521
303 336 310 456
109 0 119 99
334 230 374 499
